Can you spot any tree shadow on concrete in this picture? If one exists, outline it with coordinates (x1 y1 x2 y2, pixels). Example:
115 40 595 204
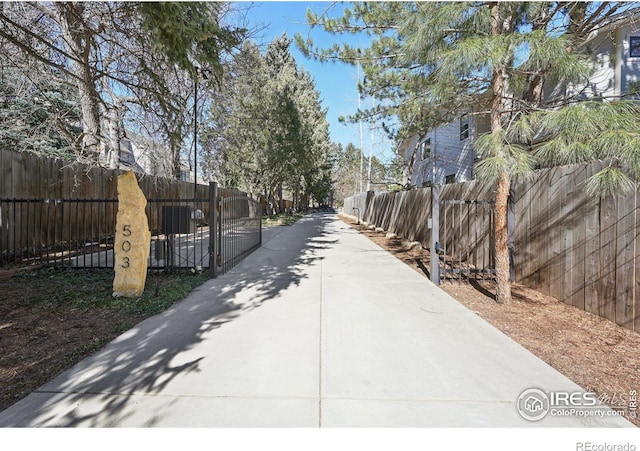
0 212 338 427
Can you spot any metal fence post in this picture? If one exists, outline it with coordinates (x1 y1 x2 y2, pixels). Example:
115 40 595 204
209 182 218 279
430 185 441 285
508 182 516 282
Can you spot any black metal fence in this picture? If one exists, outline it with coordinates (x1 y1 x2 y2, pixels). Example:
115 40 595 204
1 182 262 275
0 197 211 271
210 184 262 277
147 198 211 271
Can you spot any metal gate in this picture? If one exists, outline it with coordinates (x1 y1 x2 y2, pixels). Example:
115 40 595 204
439 199 495 282
1 182 262 277
209 183 262 278
0 197 210 271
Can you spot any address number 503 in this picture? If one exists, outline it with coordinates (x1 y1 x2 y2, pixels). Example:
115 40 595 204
121 224 132 268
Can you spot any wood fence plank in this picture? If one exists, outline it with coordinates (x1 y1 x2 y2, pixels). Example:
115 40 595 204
407 190 419 242
1 150 12 198
599 194 617 323
615 191 636 329
417 189 431 247
560 165 574 305
388 191 401 235
568 164 587 310
548 166 565 300
583 164 601 315
635 192 640 332
514 178 532 285
565 165 587 310
527 170 541 290
13 152 25 250
532 168 551 295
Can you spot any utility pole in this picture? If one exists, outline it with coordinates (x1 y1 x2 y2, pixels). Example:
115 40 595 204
193 65 209 198
193 71 198 199
357 53 364 194
366 96 374 192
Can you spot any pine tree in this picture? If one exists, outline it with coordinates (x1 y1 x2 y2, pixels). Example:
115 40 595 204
0 64 82 158
202 34 333 211
298 1 640 304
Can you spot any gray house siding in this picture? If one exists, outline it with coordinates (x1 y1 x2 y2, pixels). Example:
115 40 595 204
401 14 640 188
404 110 490 188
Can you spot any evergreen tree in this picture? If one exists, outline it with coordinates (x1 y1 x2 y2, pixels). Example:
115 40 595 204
203 41 270 195
297 1 640 304
202 34 332 212
0 62 82 158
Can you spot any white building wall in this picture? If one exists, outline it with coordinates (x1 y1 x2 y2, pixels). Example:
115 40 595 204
619 23 640 95
565 20 640 100
589 36 616 98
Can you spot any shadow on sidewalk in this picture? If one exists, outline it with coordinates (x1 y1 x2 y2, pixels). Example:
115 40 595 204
0 213 339 427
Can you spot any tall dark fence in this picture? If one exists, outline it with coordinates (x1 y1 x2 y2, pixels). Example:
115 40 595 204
213 187 263 277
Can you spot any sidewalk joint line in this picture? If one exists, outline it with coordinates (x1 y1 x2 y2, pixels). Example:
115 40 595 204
318 239 324 428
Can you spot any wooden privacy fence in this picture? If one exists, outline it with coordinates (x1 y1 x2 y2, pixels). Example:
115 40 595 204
344 161 640 332
344 182 497 284
513 161 639 332
0 149 262 274
0 149 210 267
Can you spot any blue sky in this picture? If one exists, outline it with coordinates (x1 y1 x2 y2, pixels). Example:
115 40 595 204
236 1 395 164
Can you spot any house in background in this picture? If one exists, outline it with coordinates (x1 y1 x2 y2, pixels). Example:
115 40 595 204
564 10 640 101
399 10 640 189
400 106 490 188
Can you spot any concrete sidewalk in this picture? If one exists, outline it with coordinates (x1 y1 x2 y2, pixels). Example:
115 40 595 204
0 213 632 427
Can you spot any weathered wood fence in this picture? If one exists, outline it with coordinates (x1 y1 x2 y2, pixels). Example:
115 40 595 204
344 161 640 332
1 148 211 201
514 162 638 332
0 149 217 268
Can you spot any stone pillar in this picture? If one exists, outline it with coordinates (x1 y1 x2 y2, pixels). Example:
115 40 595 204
113 171 151 298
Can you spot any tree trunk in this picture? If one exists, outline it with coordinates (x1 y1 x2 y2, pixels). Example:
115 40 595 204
494 168 512 304
490 2 512 305
106 112 120 169
172 144 182 180
267 186 275 215
523 4 550 106
56 3 102 161
277 183 284 214
106 98 125 169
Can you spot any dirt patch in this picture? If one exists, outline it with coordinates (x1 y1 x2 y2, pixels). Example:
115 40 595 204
0 268 207 411
341 214 640 426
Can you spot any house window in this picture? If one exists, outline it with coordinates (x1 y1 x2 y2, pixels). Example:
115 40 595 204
460 116 469 140
630 36 640 58
445 174 456 184
420 138 431 160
